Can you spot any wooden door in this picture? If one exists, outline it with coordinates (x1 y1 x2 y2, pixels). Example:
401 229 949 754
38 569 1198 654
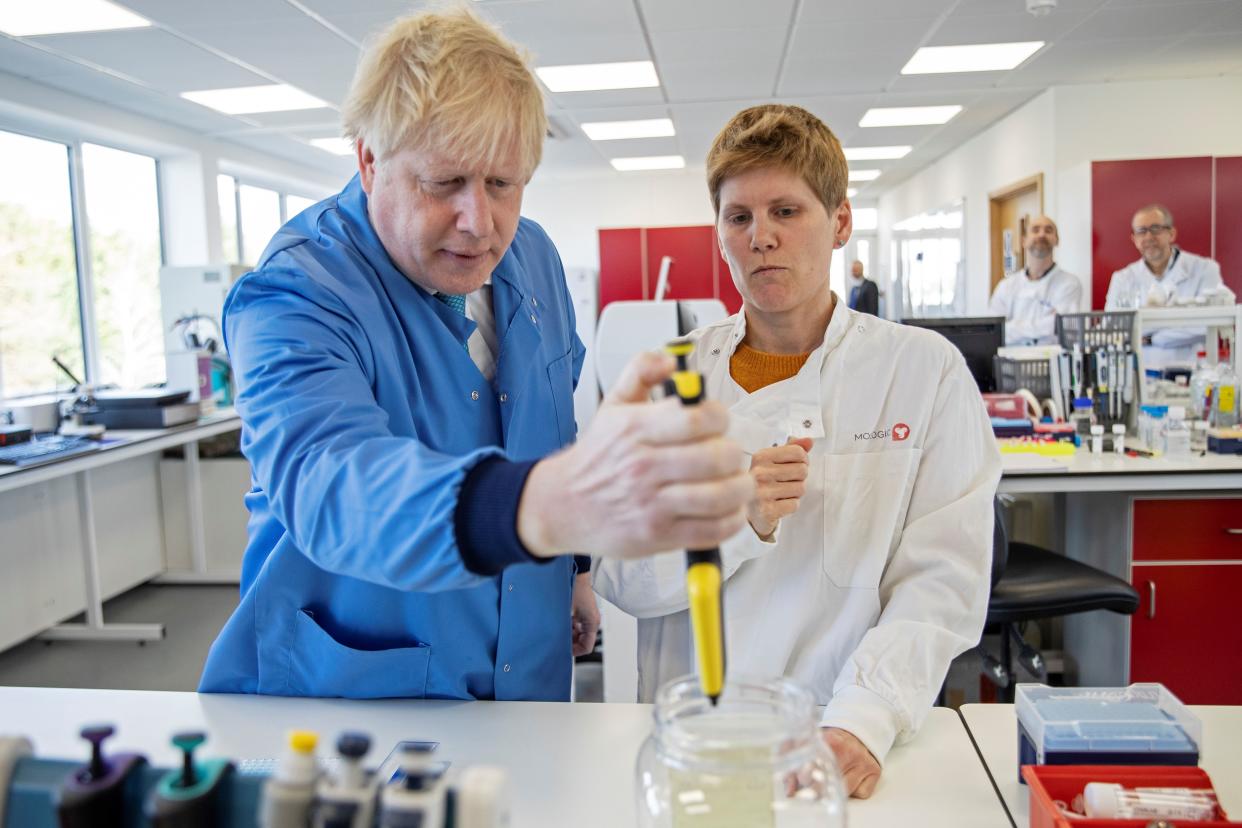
989 174 1044 295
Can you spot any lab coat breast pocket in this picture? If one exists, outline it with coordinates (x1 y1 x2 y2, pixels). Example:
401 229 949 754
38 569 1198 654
546 349 577 445
820 449 921 589
286 610 431 699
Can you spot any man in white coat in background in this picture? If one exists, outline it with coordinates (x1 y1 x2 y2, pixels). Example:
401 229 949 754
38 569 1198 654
1105 203 1225 367
988 215 1082 345
593 104 1001 799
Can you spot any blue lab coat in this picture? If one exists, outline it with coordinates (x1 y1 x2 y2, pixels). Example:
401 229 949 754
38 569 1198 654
198 175 586 701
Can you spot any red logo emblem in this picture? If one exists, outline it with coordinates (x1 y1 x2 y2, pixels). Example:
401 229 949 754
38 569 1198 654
892 423 910 441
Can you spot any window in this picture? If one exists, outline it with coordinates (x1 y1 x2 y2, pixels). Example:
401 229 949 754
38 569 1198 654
218 174 240 264
0 130 83 397
286 194 315 217
83 143 165 387
893 202 966 318
238 184 282 265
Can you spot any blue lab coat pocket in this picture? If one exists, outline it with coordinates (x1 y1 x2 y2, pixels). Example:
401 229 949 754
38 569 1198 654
287 610 431 699
546 350 577 443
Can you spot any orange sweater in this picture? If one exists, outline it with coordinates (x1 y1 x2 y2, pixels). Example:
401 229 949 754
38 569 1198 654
729 342 811 393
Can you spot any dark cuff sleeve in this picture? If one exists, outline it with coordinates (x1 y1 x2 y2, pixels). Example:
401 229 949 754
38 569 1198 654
455 457 547 576
573 555 592 575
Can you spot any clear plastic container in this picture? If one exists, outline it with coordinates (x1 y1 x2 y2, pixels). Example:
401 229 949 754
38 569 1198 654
636 676 846 827
1015 683 1201 784
1165 406 1192 458
1212 357 1239 428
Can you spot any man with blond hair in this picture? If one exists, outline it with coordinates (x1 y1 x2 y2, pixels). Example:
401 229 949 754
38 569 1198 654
988 215 1082 345
199 8 751 701
595 105 1000 798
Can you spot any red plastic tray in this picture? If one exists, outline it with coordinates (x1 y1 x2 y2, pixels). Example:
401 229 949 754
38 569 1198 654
1023 765 1236 827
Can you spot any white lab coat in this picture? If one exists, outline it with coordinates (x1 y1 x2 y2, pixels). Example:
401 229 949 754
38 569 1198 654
988 264 1082 345
593 298 1001 765
1105 249 1224 365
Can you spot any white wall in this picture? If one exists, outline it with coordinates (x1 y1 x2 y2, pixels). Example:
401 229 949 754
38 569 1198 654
879 75 1242 313
878 90 1056 315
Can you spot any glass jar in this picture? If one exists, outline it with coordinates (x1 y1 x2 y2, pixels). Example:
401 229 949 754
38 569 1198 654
636 675 847 827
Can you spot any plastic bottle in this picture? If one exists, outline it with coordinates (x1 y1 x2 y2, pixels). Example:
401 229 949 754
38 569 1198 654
1188 349 1214 420
1164 406 1192 458
313 732 376 828
1090 424 1104 455
1211 347 1238 428
1112 423 1126 455
1070 397 1095 439
261 730 320 828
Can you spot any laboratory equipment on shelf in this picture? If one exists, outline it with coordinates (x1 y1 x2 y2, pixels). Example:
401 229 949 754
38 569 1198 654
636 675 847 828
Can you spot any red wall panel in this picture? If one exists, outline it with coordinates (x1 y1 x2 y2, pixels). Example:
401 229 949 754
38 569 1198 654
598 228 645 311
645 226 716 302
1214 156 1242 300
1090 157 1213 309
715 242 743 315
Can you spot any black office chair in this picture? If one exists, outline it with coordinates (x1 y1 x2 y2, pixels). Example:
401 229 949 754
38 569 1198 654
981 499 1140 702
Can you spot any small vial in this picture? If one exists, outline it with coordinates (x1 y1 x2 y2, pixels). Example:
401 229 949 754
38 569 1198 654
1112 423 1126 455
1090 424 1104 455
1084 782 1217 820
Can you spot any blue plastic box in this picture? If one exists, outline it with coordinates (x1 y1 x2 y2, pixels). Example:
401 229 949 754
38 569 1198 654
1015 683 1200 784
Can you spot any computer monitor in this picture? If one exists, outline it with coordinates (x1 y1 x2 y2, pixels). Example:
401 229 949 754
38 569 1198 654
902 316 1006 392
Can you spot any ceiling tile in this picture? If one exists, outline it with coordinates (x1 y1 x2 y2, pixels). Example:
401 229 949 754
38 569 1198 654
798 0 957 23
26 29 269 93
1062 3 1226 39
116 0 311 28
651 27 786 100
637 0 796 32
928 10 1095 44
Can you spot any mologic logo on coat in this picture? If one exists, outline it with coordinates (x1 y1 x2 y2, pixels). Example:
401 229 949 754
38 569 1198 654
855 422 912 442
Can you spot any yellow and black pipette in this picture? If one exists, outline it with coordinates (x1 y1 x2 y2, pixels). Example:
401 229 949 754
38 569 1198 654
663 338 726 706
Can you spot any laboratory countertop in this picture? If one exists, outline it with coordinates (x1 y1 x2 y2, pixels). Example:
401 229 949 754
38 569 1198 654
960 703 1242 825
998 445 1242 493
0 687 1009 828
0 408 240 493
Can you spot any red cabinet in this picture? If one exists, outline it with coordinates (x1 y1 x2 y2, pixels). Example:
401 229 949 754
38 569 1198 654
598 225 743 315
1128 496 1242 704
1130 563 1242 704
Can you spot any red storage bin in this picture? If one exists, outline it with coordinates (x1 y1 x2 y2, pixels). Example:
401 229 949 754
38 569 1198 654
1023 765 1236 828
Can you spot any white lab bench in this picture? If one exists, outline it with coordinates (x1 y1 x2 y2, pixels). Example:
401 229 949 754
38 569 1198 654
961 702 1242 826
0 410 242 647
0 687 1010 828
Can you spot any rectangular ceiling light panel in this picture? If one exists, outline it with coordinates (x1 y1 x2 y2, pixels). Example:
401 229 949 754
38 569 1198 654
859 106 962 127
843 145 911 161
0 0 151 36
848 169 881 182
901 41 1044 74
181 85 329 115
610 155 685 171
537 61 659 92
310 138 354 156
582 118 675 141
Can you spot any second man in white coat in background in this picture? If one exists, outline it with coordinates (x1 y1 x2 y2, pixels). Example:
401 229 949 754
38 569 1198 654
987 215 1082 345
593 104 1001 799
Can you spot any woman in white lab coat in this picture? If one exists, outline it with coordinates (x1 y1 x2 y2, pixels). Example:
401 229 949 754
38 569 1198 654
593 104 1001 798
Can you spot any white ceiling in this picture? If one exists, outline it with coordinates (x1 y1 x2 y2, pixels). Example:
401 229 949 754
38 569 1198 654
1 0 1240 197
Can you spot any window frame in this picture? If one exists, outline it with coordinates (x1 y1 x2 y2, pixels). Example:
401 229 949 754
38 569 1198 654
0 123 166 395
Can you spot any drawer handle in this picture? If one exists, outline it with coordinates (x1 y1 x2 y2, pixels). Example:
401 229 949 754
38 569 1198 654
1226 528 1242 535
1147 581 1156 620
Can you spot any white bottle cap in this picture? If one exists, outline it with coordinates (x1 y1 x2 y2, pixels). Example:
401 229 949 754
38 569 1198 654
1091 424 1104 435
1112 423 1126 434
1083 782 1122 818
